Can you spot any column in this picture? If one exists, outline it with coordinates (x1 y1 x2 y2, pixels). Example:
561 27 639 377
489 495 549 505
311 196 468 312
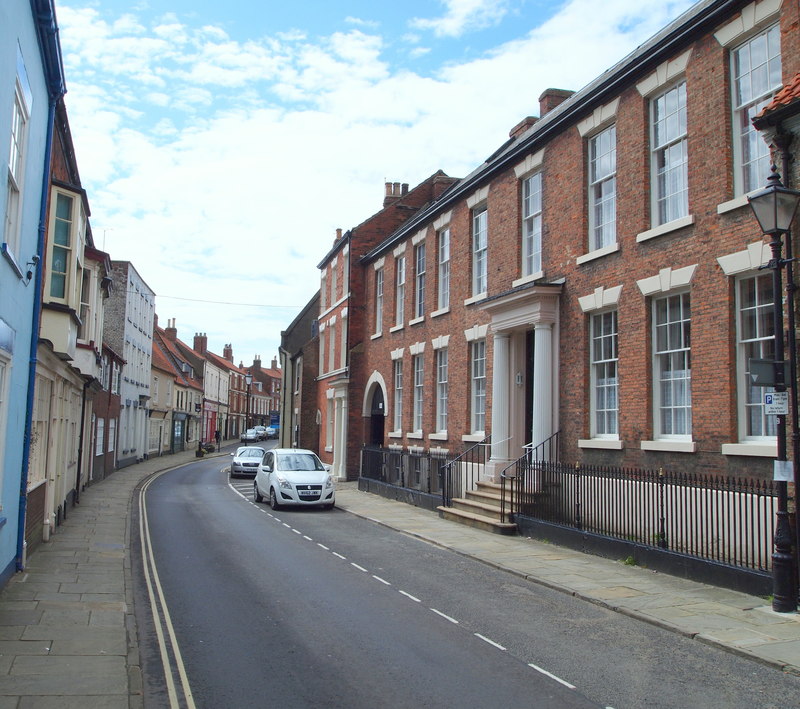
488 331 511 479
531 322 553 452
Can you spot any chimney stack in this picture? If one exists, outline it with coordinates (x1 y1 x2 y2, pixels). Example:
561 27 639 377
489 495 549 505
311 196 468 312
253 355 262 371
509 116 538 139
538 88 574 117
223 343 233 362
194 332 208 354
165 318 177 342
383 181 410 207
271 357 278 370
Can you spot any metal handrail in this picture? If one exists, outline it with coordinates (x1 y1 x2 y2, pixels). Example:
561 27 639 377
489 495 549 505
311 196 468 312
440 435 491 506
500 431 560 523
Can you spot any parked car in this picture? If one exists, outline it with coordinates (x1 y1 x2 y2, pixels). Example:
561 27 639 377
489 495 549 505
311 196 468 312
254 448 334 510
241 428 259 443
264 426 277 439
253 425 267 440
230 446 265 477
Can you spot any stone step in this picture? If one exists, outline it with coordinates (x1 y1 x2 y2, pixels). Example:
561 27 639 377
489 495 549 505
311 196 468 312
451 496 509 523
437 505 517 535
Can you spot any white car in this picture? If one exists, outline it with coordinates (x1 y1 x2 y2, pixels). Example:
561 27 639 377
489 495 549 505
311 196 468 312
229 446 265 477
254 448 334 510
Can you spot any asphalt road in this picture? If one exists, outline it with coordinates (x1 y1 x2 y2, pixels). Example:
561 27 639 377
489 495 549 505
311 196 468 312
131 457 800 708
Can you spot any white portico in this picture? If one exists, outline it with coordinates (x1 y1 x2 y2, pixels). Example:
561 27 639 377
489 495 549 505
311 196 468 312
479 284 561 480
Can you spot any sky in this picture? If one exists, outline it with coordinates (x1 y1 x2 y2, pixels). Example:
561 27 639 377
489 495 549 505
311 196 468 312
54 0 698 368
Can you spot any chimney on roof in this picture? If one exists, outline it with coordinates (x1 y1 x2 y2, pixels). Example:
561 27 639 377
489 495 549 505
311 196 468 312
334 228 342 244
383 181 409 208
538 88 574 117
165 318 177 342
509 116 538 139
253 355 262 371
194 332 207 354
271 357 278 370
223 343 233 362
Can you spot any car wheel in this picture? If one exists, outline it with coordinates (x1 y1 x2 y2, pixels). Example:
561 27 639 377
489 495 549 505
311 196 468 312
269 488 280 510
254 482 263 503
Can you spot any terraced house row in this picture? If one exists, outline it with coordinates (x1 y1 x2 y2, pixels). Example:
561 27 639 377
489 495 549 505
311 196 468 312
280 0 800 495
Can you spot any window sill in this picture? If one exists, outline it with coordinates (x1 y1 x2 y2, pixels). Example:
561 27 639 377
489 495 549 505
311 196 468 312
406 432 423 440
462 433 485 443
428 432 448 441
431 307 450 318
370 332 382 340
636 215 694 243
512 271 543 288
325 446 333 453
389 324 404 333
717 194 751 215
388 430 402 439
576 242 620 266
578 438 623 450
409 316 424 326
1 243 24 279
721 442 777 458
464 293 487 306
640 440 697 453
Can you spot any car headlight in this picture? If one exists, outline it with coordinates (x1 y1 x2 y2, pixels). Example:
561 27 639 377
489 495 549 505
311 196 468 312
325 475 333 489
277 476 292 490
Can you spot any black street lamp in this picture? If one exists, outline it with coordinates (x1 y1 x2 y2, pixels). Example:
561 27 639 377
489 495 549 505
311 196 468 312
245 373 253 440
748 166 800 613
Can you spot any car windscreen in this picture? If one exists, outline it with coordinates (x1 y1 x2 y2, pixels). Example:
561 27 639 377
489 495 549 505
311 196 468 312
276 454 325 471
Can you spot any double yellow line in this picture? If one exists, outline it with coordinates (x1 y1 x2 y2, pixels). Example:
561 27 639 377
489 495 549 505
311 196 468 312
139 471 196 709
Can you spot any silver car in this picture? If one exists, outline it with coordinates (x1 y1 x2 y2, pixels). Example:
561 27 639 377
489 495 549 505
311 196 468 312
230 446 265 477
254 448 334 510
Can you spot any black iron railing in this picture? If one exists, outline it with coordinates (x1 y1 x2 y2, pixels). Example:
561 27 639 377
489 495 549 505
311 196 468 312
361 445 451 496
440 435 491 506
506 458 777 572
500 432 560 523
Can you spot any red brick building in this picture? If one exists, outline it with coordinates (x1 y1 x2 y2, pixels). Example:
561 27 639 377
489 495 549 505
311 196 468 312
315 174 460 478
340 0 800 482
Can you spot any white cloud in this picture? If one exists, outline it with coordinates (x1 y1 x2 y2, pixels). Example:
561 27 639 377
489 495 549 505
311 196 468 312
57 0 695 361
410 0 511 38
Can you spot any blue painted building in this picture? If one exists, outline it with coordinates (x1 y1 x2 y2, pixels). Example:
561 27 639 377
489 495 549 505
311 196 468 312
0 0 65 586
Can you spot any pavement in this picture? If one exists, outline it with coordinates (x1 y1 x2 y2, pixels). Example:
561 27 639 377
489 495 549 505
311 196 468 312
2 445 800 707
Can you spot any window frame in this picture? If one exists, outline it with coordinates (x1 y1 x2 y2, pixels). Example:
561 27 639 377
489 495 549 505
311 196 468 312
374 267 384 334
4 66 31 262
650 81 688 227
472 207 488 297
436 347 448 433
412 353 424 432
395 255 406 327
521 172 542 277
588 125 617 251
470 339 487 434
731 23 782 196
652 291 692 440
590 310 619 438
437 228 450 311
393 359 403 432
414 242 426 319
736 272 777 441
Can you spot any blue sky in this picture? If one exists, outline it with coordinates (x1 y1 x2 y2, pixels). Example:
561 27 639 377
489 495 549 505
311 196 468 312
54 0 697 365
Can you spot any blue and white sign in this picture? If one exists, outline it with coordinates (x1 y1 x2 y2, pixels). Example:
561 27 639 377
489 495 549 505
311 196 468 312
765 391 789 415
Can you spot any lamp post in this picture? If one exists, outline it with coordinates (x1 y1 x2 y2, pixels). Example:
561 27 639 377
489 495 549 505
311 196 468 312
245 373 253 442
748 166 800 613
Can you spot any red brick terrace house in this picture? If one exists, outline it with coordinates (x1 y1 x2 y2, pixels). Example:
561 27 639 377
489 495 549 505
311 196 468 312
353 0 800 485
315 174 460 479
